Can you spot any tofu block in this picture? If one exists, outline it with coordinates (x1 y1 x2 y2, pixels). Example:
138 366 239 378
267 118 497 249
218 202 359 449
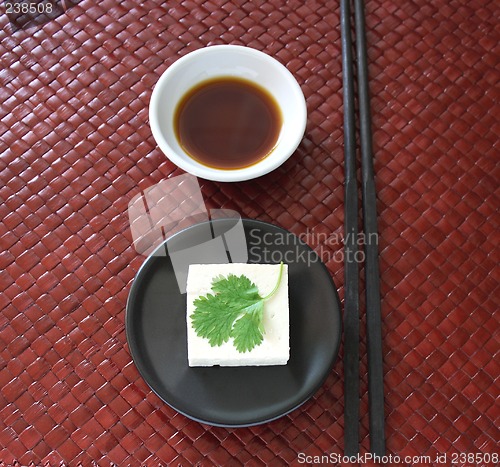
186 263 289 366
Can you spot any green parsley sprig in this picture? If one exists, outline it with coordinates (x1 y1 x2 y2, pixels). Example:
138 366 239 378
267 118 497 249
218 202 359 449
190 263 284 353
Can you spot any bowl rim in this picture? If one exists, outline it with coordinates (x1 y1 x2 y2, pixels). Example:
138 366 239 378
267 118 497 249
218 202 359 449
149 45 307 182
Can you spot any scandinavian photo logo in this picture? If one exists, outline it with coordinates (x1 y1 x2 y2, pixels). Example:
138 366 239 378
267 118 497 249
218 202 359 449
127 174 248 293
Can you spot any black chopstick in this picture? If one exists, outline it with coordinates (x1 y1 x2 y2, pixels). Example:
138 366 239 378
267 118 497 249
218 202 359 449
354 0 386 456
340 0 360 457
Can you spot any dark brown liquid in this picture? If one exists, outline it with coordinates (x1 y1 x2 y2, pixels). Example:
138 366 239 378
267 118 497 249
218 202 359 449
174 77 282 169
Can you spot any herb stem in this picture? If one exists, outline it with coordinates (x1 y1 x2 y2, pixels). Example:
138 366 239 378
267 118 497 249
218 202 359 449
262 262 284 301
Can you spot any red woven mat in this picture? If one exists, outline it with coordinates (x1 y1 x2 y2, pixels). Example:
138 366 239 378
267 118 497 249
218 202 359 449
1 0 498 465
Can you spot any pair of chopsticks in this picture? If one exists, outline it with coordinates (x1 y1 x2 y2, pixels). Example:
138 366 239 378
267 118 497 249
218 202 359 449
340 0 385 457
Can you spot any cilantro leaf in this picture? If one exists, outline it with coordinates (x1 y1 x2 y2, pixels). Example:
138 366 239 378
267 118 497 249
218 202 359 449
231 308 264 353
190 263 284 353
191 293 241 346
211 273 260 300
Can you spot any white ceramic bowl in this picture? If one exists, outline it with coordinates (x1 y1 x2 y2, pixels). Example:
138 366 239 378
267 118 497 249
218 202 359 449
149 45 307 182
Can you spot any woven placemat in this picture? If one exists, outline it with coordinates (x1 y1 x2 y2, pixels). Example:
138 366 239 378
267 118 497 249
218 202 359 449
0 0 498 464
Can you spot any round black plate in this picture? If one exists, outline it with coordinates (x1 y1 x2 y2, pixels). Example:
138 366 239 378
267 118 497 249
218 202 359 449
126 219 341 427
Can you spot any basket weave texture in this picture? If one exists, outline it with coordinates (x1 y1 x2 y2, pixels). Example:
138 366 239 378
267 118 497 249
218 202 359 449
0 0 498 464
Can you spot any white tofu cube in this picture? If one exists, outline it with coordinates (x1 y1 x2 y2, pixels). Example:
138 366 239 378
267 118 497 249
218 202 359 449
186 263 289 366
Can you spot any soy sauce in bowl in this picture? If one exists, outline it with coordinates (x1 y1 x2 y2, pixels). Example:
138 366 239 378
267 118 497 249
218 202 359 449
174 77 282 170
